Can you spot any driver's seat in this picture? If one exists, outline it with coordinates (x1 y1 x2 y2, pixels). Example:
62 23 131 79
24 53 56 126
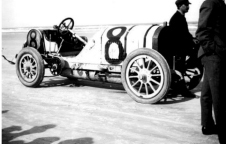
43 26 87 56
57 33 88 56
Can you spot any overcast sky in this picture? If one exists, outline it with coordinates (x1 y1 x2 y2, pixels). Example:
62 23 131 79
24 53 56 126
2 0 204 28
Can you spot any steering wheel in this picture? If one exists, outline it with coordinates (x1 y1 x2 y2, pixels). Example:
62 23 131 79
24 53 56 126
58 17 74 35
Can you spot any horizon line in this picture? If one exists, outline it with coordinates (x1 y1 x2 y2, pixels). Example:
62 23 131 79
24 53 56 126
2 21 198 29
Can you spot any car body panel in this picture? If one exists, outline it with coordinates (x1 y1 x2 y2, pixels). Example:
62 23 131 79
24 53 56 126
62 24 163 71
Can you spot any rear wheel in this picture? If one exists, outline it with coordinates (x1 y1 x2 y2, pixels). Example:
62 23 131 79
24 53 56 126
183 57 203 90
121 48 171 104
16 47 45 87
174 55 204 90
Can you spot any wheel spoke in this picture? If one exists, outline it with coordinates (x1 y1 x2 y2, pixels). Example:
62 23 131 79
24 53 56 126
30 57 34 62
31 64 37 69
25 72 29 78
21 61 25 65
148 82 156 92
135 60 142 70
27 56 31 61
138 83 143 93
150 79 160 85
184 73 192 79
145 84 148 95
30 73 34 78
129 67 139 74
186 69 196 74
31 69 36 74
150 66 158 73
28 73 32 78
129 75 138 79
132 80 140 87
29 73 32 78
24 56 28 61
147 59 152 70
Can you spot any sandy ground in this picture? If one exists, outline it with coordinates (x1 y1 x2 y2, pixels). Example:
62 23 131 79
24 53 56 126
1 31 219 144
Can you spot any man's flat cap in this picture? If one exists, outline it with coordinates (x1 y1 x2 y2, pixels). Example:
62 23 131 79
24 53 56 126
176 0 191 5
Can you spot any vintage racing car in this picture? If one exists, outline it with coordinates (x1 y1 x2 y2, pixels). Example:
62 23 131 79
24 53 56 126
15 18 203 104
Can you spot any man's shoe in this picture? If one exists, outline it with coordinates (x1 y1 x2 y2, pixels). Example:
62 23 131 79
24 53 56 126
202 126 217 135
218 132 226 144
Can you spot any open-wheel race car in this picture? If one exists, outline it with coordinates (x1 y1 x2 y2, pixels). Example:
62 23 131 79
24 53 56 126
15 17 203 104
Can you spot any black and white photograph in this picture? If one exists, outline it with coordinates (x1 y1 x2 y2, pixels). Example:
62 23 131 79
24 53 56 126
2 0 226 143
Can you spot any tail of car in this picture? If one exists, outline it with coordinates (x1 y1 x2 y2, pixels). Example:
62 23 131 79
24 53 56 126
24 29 45 53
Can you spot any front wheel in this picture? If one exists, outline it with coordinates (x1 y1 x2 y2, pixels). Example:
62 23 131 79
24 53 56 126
121 48 171 104
16 47 45 87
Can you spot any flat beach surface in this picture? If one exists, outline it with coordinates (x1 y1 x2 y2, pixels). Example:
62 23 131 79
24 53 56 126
2 29 219 144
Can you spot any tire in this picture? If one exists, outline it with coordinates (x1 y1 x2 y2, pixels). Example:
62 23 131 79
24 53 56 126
121 48 171 104
16 47 45 87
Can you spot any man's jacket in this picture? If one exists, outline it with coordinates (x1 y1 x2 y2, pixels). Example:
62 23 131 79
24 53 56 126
196 0 226 58
169 11 194 55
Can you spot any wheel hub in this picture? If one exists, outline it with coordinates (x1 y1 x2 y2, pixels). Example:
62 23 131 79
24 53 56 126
26 66 31 72
49 57 65 76
52 64 58 70
24 61 32 72
139 69 150 84
140 75 147 83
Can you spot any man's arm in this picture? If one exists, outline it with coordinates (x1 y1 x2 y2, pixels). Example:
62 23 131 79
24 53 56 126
196 0 217 54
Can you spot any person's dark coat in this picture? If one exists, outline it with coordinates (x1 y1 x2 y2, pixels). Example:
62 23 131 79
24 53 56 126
169 11 194 55
196 0 226 143
196 0 226 58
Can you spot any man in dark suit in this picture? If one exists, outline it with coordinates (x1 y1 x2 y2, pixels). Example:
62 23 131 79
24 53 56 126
196 0 226 143
169 0 194 56
169 0 197 98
